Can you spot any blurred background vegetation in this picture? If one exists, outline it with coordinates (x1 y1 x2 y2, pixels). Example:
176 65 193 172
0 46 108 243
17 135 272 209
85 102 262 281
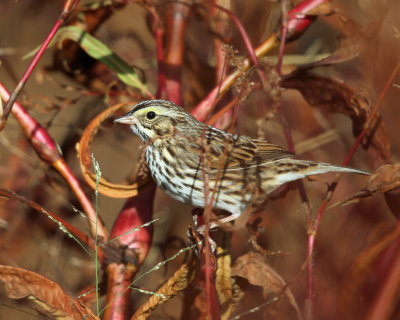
0 0 399 319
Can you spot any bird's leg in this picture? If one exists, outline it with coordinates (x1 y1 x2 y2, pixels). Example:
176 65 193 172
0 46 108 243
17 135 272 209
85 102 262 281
195 211 242 232
187 224 217 253
191 208 205 229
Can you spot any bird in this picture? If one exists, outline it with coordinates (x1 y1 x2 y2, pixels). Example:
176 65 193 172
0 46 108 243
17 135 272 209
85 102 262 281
114 99 369 225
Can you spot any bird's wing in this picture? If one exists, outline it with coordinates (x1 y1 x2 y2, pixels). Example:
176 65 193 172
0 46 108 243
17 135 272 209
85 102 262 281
206 134 294 171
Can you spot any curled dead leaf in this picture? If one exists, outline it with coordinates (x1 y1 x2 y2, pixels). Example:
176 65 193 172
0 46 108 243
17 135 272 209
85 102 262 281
131 260 196 320
282 72 391 163
0 265 98 320
215 232 233 320
333 164 400 207
231 251 301 319
78 102 150 198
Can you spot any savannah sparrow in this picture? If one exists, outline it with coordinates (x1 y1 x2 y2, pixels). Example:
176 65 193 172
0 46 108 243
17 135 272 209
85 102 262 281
115 100 368 224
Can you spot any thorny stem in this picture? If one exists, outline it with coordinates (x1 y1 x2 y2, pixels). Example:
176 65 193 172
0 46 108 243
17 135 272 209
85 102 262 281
0 0 80 130
305 63 400 320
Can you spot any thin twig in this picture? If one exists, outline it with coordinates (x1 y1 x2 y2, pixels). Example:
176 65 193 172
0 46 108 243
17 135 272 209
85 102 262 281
0 0 80 130
305 63 400 320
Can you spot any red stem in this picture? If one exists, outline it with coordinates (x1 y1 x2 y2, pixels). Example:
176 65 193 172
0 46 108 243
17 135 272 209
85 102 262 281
286 0 327 41
147 7 167 100
276 0 288 75
103 264 136 320
366 223 400 320
0 83 108 241
163 2 191 105
210 2 265 84
0 188 102 261
54 159 108 240
305 63 400 320
1 0 80 129
192 34 278 121
276 9 314 312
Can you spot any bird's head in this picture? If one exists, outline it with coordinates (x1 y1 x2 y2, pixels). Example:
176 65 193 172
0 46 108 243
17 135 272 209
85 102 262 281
114 100 201 142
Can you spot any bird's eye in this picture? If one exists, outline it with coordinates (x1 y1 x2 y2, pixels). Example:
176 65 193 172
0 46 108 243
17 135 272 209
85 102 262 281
146 111 156 120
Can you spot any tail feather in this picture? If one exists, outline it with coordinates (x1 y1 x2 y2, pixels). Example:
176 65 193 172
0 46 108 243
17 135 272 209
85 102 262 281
273 159 370 186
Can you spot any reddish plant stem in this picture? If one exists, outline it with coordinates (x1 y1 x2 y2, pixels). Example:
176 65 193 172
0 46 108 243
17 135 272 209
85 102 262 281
366 226 400 320
192 34 278 121
286 0 327 41
276 0 288 76
155 23 167 100
103 263 136 320
145 6 167 100
213 38 228 83
198 134 216 319
210 1 265 84
210 0 230 129
203 229 217 319
0 188 102 261
200 90 243 320
193 0 328 121
54 159 108 240
211 1 229 83
208 94 241 125
0 83 108 241
276 1 313 278
0 0 80 130
109 183 156 265
205 263 220 320
163 1 192 105
305 63 400 320
102 170 156 318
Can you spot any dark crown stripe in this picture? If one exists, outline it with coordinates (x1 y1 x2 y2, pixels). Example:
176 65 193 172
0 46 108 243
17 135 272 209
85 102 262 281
131 99 172 113
131 101 154 113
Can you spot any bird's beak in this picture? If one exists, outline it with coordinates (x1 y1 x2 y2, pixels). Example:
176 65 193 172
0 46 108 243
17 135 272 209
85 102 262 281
114 113 136 125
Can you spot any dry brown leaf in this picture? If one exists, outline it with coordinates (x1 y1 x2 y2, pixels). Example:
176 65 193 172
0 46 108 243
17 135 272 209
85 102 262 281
78 102 150 199
282 72 391 162
333 164 400 207
357 164 400 193
131 260 196 320
0 265 98 320
215 232 232 320
231 251 301 319
293 37 365 70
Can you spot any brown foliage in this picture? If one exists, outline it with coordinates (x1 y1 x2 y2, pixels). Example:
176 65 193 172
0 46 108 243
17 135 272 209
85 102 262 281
0 265 98 319
0 0 399 319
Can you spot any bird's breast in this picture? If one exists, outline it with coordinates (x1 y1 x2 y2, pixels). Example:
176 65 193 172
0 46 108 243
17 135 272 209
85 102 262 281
144 145 248 215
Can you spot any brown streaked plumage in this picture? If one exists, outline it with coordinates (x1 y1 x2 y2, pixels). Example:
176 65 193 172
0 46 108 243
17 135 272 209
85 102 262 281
115 100 369 224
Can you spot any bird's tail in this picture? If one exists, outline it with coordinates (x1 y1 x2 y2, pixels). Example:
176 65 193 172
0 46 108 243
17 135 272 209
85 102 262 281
272 159 370 186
